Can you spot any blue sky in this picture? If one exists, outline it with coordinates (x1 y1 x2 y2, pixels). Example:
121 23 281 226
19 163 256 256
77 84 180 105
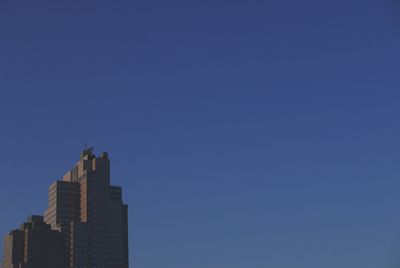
1 0 400 267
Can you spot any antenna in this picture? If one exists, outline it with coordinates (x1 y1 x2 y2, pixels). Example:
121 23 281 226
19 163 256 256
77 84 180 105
81 142 94 157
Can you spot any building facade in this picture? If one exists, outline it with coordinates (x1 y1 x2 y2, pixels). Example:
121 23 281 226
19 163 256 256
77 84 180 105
2 215 67 268
2 149 129 268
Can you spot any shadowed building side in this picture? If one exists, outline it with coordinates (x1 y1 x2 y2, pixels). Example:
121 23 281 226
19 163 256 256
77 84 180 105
2 230 23 268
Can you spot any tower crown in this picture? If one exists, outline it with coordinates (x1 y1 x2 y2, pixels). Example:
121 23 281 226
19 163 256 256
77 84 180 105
81 146 95 160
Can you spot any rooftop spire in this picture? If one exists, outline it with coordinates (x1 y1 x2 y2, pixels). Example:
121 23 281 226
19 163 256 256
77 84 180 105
81 143 95 159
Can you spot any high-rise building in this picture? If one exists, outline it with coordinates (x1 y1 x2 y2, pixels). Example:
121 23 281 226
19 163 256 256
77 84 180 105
2 149 129 268
2 215 67 268
44 148 129 268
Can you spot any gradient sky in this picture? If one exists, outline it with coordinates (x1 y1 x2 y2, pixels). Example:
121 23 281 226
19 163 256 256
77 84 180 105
1 0 400 267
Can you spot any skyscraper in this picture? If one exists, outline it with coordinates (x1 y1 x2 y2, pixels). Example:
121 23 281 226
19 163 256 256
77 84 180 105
2 149 129 268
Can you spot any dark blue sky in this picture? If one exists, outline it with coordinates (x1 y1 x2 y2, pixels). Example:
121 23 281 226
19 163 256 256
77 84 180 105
1 0 400 267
